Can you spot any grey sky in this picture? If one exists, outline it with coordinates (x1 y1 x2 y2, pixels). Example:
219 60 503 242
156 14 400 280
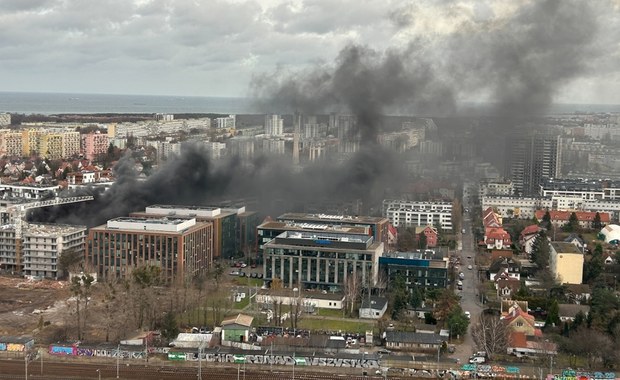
1 0 619 105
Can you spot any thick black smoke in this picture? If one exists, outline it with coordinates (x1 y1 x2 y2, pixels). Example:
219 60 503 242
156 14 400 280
33 0 611 226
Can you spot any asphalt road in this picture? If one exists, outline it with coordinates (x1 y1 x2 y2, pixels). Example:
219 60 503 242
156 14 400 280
452 203 483 365
0 359 400 380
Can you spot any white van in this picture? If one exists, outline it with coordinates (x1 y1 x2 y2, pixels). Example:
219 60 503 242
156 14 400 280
469 356 485 364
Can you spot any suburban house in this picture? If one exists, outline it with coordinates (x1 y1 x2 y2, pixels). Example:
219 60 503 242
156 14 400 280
483 207 502 228
502 304 541 337
384 331 445 352
221 314 254 343
563 234 586 252
565 284 592 304
496 277 521 299
519 225 543 255
359 296 388 319
484 227 512 250
488 258 521 281
507 331 558 357
415 225 438 248
558 304 590 322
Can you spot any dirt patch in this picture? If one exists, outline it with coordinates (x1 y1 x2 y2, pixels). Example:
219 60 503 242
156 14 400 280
0 276 71 337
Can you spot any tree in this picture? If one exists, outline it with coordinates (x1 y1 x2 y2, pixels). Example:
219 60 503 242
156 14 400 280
70 276 83 340
545 299 560 327
447 306 470 338
418 231 428 250
584 244 604 284
344 274 362 317
397 227 416 251
471 313 509 358
161 311 179 341
390 274 409 320
541 210 551 229
58 249 83 279
410 284 424 308
563 212 580 232
531 230 551 269
593 212 604 230
433 289 460 321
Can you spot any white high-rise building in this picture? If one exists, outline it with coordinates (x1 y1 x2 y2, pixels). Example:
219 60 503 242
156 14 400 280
0 113 10 126
265 114 284 136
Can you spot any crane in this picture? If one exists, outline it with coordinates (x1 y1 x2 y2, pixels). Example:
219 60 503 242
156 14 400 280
4 196 94 274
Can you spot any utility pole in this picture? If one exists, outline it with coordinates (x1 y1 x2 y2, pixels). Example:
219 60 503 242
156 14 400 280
40 348 43 376
117 344 120 378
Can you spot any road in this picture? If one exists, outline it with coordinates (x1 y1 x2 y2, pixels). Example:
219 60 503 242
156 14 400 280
452 200 483 365
0 359 397 380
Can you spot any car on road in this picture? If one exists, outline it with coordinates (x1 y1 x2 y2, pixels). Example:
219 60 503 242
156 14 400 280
467 265 473 270
378 349 391 354
467 255 472 259
469 356 485 364
457 280 463 286
459 272 465 280
464 311 471 319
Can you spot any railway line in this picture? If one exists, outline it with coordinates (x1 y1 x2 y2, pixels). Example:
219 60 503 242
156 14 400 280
0 359 399 380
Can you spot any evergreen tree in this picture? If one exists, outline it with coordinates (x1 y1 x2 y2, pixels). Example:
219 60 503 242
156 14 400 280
584 244 604 283
592 212 603 230
418 231 428 250
564 212 580 232
410 284 424 308
572 310 585 330
545 299 560 327
531 230 551 269
161 311 179 340
541 210 551 228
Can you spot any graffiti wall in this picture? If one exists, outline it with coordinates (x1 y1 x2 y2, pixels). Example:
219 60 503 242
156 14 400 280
195 353 380 368
49 346 76 356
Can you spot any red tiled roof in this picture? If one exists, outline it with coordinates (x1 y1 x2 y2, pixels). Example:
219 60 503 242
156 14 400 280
534 210 610 223
509 331 527 348
520 224 541 237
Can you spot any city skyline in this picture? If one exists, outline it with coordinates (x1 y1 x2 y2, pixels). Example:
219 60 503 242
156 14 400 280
0 0 619 107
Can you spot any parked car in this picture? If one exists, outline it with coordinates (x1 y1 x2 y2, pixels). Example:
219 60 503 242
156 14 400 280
465 311 471 319
229 270 240 276
457 280 463 286
459 272 465 280
239 271 246 277
467 265 473 270
469 356 485 364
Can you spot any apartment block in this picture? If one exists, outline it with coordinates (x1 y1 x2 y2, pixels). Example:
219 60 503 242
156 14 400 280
383 200 453 231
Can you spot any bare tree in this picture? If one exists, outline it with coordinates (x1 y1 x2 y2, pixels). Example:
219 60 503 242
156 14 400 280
344 274 362 317
470 314 509 359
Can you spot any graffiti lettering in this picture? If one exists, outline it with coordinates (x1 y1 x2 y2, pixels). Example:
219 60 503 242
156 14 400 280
200 354 379 368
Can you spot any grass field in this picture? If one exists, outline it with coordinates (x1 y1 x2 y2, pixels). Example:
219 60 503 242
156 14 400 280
298 317 374 333
316 308 346 318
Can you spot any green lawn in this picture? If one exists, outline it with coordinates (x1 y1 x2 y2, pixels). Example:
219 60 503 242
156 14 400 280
232 277 264 287
233 296 250 310
316 308 346 318
298 318 374 333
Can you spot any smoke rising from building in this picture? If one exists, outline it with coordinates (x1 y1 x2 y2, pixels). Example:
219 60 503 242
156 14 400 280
32 0 612 226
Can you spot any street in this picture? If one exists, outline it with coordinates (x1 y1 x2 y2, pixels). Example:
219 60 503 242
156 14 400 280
452 201 483 365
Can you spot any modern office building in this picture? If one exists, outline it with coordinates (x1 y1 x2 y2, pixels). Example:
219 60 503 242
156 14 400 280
549 242 583 285
134 205 240 259
505 133 562 196
86 216 213 282
379 250 449 291
276 213 390 246
263 230 384 291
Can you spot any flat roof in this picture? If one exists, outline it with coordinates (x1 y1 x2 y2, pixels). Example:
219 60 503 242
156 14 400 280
110 216 191 225
550 242 583 254
277 213 388 224
258 221 370 235
23 223 86 236
279 230 371 244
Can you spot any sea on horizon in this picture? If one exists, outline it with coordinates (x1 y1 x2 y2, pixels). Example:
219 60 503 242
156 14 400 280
0 91 257 115
1 91 620 116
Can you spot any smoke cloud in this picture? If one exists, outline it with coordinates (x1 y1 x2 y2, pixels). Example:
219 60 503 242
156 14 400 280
32 0 613 226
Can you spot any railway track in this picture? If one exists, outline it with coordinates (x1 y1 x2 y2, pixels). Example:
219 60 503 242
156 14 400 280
0 359 402 380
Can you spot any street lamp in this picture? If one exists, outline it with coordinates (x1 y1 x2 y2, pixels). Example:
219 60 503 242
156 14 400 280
97 369 101 380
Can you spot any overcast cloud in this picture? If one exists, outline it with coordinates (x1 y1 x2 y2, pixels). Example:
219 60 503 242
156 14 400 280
0 0 619 104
